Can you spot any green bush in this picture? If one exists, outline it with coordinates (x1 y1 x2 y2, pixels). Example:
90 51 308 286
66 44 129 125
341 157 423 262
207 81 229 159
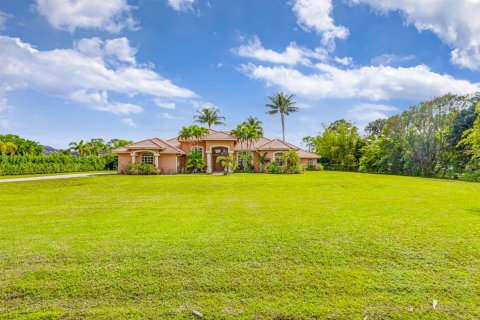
186 151 206 173
306 163 324 171
121 163 158 175
101 153 118 170
281 150 304 174
0 154 107 175
266 162 281 174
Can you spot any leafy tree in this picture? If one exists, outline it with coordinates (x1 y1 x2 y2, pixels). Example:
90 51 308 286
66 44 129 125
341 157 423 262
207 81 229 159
359 93 470 177
0 134 43 155
194 107 226 128
106 139 133 151
302 136 315 152
364 119 387 139
0 141 18 155
84 138 106 156
459 102 480 165
313 120 363 170
266 92 299 141
216 154 237 174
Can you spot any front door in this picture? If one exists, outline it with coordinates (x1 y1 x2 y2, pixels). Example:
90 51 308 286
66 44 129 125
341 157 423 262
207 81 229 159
212 147 228 172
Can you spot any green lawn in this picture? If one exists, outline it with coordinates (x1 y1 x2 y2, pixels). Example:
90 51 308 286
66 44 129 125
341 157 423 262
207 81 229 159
1 172 480 319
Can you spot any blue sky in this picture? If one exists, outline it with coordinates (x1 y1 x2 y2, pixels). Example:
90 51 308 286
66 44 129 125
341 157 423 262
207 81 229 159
0 0 479 148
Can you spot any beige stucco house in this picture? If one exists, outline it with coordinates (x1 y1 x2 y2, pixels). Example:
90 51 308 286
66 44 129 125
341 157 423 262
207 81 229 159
112 129 319 174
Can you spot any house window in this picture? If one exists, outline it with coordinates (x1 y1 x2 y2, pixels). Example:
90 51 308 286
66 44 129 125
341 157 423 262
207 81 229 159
274 152 284 166
191 146 203 154
141 153 154 165
308 159 314 165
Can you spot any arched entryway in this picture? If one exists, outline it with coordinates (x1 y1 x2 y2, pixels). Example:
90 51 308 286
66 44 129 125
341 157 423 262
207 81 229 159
211 146 229 172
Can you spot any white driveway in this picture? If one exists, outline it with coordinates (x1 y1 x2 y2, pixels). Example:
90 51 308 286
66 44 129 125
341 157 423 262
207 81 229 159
0 172 112 183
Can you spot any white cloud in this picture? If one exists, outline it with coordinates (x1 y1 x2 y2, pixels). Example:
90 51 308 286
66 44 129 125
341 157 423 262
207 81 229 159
35 0 137 32
371 54 415 66
154 99 176 109
349 0 480 70
241 63 480 101
75 37 137 64
121 117 136 127
334 56 353 66
0 11 12 31
233 35 328 66
291 0 349 48
160 112 183 120
346 103 397 124
167 0 195 12
70 90 142 115
0 36 196 115
191 101 218 110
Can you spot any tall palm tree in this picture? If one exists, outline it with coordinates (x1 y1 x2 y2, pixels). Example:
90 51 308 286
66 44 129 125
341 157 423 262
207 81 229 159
245 116 262 126
266 92 299 141
0 141 18 156
194 107 226 128
69 140 86 157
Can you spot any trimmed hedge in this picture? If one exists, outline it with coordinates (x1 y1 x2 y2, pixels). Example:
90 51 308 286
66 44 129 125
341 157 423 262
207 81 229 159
0 154 107 175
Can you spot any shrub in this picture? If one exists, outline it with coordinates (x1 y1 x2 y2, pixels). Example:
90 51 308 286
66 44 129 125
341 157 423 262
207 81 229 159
306 163 324 171
281 150 304 174
101 153 118 170
266 162 281 174
186 151 206 173
122 163 158 175
0 154 107 175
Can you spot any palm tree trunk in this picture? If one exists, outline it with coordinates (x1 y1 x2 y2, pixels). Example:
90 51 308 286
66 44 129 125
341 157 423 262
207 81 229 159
281 113 285 141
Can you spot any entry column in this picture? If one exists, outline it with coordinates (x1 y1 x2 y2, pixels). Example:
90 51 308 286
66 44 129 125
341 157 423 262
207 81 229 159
206 151 212 173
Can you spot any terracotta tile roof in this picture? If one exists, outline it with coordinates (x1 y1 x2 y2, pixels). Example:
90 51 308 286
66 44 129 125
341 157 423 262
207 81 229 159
203 129 236 140
151 138 185 154
165 137 181 148
297 150 320 159
111 147 129 153
257 139 300 151
234 137 271 151
112 138 185 154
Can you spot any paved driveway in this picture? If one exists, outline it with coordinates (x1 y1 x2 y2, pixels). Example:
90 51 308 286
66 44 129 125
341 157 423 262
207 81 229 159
0 173 113 183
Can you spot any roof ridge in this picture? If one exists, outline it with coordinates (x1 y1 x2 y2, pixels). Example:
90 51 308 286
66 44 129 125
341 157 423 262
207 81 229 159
160 138 185 153
150 138 168 149
255 137 273 149
124 138 156 148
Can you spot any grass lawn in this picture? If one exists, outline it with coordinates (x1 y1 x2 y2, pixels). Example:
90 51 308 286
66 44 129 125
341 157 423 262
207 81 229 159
1 172 480 319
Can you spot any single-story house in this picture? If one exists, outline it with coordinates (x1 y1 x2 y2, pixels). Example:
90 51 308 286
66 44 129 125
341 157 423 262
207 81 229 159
112 129 320 174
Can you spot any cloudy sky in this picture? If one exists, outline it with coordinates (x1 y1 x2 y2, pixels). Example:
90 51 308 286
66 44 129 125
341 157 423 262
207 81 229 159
1 0 479 147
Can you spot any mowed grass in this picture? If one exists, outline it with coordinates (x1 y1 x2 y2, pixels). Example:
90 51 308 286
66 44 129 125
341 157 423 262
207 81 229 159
1 172 480 319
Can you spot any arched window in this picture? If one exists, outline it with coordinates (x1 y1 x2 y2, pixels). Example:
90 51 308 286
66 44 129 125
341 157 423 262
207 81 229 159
141 153 154 165
274 152 284 166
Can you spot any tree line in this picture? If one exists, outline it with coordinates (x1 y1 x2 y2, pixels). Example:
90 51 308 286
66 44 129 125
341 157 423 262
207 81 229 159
0 135 133 175
303 93 480 181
